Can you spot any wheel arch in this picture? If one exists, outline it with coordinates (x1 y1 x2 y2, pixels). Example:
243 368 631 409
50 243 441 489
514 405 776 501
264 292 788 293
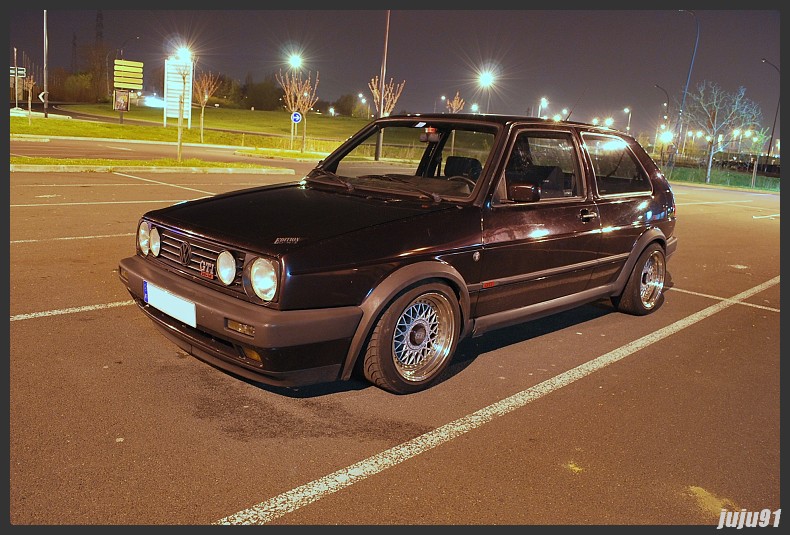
338 261 472 381
610 227 668 297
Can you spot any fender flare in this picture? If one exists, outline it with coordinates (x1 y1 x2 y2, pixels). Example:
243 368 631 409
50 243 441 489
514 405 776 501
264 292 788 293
338 261 472 380
610 227 668 296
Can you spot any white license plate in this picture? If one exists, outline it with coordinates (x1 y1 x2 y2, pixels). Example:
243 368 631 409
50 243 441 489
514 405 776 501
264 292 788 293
143 281 197 328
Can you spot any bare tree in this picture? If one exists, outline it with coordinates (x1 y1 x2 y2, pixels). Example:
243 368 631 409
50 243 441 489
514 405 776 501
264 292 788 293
446 91 465 113
193 69 221 143
276 69 319 152
368 75 405 117
23 72 37 126
171 57 196 162
683 81 762 183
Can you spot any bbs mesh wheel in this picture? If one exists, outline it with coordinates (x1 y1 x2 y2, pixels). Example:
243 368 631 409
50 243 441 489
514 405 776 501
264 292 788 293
363 282 460 394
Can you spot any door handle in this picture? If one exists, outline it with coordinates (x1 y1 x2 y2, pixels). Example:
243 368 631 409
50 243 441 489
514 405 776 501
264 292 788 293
579 209 598 222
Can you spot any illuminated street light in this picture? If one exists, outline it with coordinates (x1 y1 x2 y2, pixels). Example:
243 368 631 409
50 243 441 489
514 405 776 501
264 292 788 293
478 71 495 113
288 54 302 69
471 103 479 113
604 117 614 128
623 107 632 134
537 97 548 118
592 117 600 125
434 94 446 113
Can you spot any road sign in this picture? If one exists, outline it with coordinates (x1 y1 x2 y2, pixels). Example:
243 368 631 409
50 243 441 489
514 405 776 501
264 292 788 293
291 111 302 124
9 66 26 77
38 91 47 103
114 59 143 90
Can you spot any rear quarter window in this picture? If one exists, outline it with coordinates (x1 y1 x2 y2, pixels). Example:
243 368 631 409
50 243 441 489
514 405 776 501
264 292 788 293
582 133 652 196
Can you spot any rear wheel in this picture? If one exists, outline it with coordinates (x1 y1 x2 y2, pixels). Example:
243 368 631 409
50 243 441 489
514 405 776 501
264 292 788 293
363 282 460 394
612 243 666 315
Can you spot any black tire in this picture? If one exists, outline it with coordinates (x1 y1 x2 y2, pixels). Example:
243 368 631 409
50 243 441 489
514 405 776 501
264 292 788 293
612 243 666 316
363 282 461 394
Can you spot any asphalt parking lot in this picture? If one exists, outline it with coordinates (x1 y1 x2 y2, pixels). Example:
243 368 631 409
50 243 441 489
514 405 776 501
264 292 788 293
8 164 780 525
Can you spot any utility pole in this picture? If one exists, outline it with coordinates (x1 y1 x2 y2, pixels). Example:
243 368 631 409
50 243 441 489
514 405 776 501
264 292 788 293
43 10 48 118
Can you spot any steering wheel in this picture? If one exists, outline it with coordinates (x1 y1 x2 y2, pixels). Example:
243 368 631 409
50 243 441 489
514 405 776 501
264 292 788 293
448 176 476 189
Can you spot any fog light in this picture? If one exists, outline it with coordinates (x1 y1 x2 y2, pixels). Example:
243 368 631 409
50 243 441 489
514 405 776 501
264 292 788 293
227 319 255 337
242 347 262 362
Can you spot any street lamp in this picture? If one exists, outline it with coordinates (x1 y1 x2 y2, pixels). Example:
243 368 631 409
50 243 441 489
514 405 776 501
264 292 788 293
761 58 780 169
119 35 140 59
478 71 494 113
604 117 614 128
434 94 446 113
668 9 700 174
537 97 548 118
288 54 302 70
106 35 140 97
623 107 632 134
471 103 479 113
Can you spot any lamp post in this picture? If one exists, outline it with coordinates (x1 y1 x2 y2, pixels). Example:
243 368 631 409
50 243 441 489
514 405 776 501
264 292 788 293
623 107 632 135
479 71 494 113
654 84 671 151
668 9 700 175
119 35 140 59
434 94 445 113
106 36 140 98
761 58 780 170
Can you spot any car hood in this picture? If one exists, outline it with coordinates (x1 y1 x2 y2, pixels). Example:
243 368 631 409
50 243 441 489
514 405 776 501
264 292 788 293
145 183 456 255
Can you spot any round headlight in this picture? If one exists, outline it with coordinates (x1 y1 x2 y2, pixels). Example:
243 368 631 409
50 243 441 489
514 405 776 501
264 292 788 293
217 250 236 285
137 222 150 255
150 227 161 257
250 257 277 301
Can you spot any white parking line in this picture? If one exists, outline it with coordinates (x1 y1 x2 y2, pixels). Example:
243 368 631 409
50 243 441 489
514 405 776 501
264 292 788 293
753 214 780 219
10 200 201 207
10 232 135 244
670 287 780 312
676 200 753 206
10 300 135 322
114 171 217 195
214 276 780 525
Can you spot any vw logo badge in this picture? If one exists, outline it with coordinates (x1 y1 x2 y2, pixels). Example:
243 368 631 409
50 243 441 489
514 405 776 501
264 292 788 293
179 241 192 266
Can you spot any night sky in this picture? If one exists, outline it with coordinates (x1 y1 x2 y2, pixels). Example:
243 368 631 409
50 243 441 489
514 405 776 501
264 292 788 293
8 5 782 142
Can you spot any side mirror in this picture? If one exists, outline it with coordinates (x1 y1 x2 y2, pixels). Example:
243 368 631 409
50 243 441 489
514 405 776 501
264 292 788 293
508 183 541 203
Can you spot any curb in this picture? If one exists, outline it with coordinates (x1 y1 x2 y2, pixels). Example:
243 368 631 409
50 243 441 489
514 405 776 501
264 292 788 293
9 164 296 174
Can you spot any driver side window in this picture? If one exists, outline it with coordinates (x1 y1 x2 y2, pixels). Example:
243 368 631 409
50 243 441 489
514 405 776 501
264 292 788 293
498 131 582 202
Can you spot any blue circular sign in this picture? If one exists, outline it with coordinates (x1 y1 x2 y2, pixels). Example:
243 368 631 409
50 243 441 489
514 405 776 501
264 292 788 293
291 111 302 124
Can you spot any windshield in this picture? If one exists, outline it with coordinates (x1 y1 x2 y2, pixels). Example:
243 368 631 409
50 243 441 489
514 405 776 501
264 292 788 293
309 120 499 201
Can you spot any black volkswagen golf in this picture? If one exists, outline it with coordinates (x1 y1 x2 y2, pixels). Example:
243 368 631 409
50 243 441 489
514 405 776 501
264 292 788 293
119 114 677 394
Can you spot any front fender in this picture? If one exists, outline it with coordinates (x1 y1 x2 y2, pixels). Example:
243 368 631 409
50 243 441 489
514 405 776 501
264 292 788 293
338 261 472 380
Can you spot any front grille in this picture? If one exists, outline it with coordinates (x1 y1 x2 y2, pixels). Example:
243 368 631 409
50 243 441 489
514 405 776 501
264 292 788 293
154 226 245 295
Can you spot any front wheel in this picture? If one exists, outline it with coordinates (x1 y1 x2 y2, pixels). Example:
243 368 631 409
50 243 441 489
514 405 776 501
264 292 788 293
363 282 461 394
612 243 666 315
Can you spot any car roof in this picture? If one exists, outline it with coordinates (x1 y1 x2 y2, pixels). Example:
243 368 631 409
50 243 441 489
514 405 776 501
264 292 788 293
384 113 628 137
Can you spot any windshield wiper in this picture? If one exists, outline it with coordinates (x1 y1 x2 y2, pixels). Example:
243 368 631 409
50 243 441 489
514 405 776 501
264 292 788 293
360 174 443 203
308 170 355 191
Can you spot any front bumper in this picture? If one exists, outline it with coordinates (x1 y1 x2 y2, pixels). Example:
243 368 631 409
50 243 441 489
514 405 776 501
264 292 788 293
118 255 363 387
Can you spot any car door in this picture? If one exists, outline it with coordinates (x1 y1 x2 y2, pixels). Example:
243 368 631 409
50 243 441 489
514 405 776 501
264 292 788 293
580 132 660 288
475 128 602 318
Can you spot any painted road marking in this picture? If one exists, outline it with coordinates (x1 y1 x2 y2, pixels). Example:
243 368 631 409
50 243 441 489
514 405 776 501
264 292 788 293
10 300 135 322
10 232 135 244
214 276 780 525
